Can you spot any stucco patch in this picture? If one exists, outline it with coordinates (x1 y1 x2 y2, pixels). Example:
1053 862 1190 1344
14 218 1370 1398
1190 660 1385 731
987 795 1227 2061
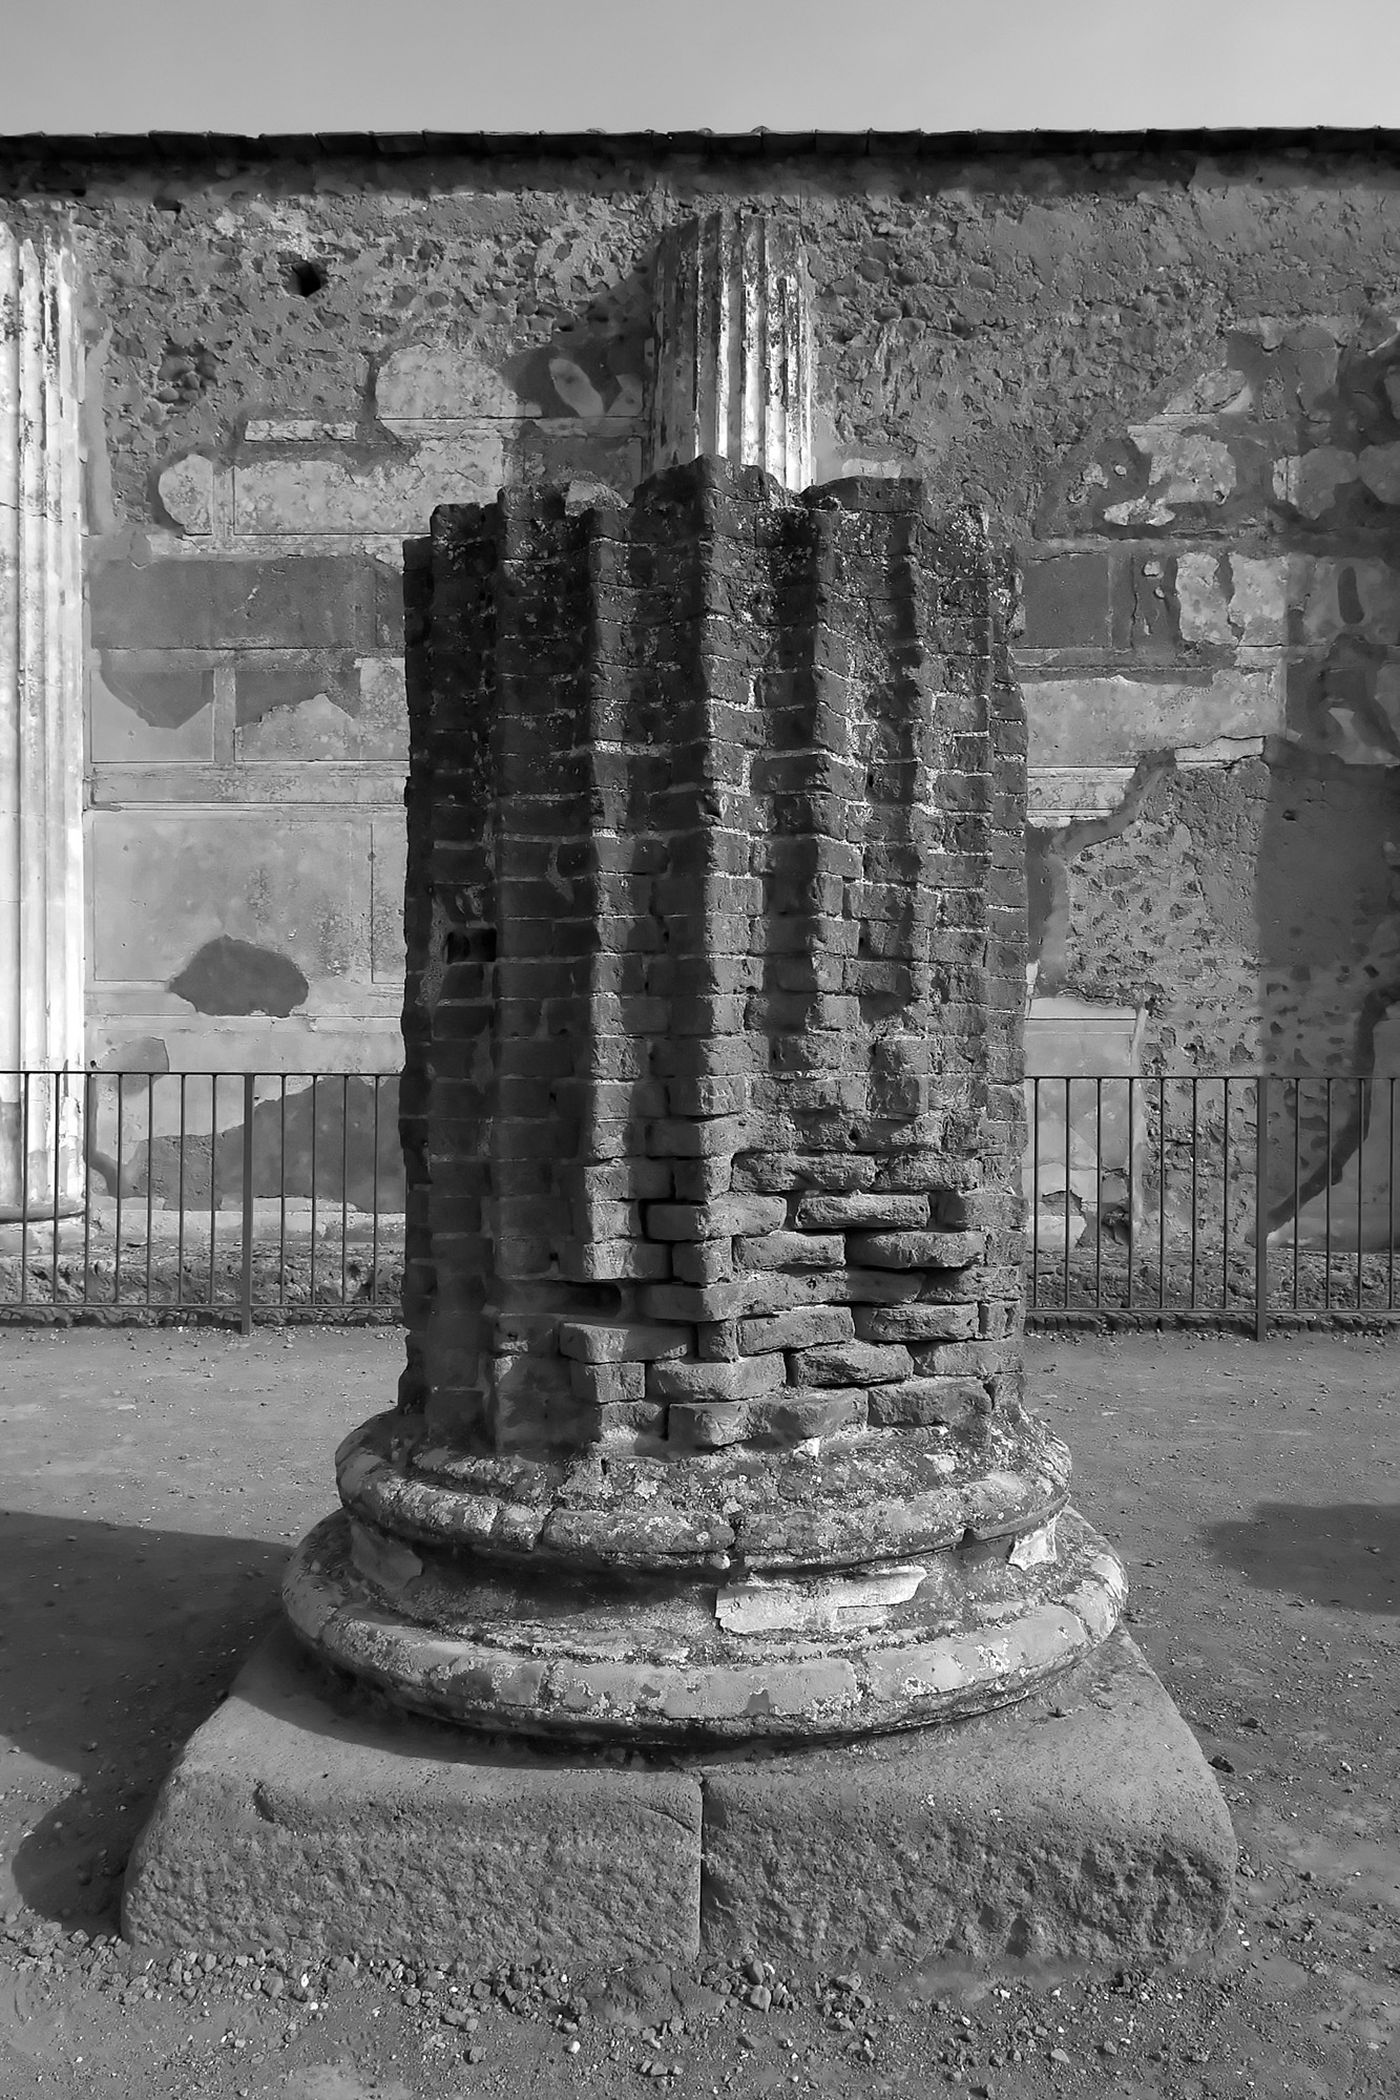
375 343 534 432
232 433 506 534
1025 670 1283 771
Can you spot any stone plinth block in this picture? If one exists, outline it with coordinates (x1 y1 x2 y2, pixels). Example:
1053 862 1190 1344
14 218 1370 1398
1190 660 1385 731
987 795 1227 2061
701 1629 1236 1971
123 1625 1232 1974
122 1624 703 1967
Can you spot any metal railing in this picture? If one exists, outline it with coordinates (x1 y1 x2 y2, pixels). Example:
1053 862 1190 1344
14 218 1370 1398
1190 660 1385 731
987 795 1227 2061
0 1070 403 1331
1027 1072 1400 1333
2 1069 1398 1333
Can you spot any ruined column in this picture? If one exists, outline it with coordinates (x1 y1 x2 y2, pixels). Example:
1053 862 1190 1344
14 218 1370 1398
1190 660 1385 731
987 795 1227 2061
647 209 813 491
0 225 86 1215
283 459 1126 1742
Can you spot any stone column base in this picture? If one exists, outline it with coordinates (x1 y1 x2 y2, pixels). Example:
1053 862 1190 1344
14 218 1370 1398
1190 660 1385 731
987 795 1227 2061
122 1623 1234 1974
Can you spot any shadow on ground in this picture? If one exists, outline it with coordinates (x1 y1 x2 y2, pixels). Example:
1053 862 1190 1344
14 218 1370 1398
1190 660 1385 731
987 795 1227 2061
1204 1501 1400 1613
0 1509 286 1924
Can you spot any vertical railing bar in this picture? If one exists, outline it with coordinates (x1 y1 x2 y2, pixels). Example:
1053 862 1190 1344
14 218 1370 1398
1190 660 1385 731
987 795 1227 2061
370 1076 381 1306
1063 1076 1072 1311
177 1075 187 1311
1125 1077 1135 1312
279 1076 288 1311
81 1068 93 1310
1094 1077 1103 1312
1389 1078 1396 1313
1030 1078 1040 1311
1254 1072 1269 1342
1189 1077 1199 1311
114 1080 124 1307
1157 1074 1166 1310
309 1075 318 1307
50 1073 62 1308
241 1073 256 1336
1028 1083 1041 1310
144 1072 155 1310
1221 1077 1230 1315
1324 1077 1333 1312
1356 1075 1366 1313
341 1073 350 1308
17 1073 30 1305
209 1073 219 1312
1292 1080 1301 1312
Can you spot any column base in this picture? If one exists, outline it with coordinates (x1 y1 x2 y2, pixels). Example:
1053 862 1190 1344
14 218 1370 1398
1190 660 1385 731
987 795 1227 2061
122 1623 1234 1973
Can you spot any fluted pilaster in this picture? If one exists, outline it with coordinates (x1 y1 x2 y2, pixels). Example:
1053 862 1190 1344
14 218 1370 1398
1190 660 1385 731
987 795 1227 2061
0 225 86 1216
648 210 814 490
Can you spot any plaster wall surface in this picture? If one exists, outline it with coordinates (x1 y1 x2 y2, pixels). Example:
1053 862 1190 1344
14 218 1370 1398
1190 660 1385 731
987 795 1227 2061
3 135 1399 1226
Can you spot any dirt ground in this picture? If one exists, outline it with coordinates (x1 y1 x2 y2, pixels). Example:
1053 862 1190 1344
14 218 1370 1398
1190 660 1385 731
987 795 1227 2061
0 1323 1396 2100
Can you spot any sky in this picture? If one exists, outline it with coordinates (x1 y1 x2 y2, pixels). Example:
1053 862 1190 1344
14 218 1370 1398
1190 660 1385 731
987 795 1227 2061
2 0 1399 136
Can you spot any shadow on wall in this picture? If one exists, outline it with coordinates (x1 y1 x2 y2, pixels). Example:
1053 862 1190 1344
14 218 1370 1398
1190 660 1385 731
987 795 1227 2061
88 1075 405 1215
1258 745 1400 1244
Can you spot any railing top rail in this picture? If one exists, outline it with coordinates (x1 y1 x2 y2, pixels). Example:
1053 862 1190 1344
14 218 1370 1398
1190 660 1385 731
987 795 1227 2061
0 1066 1390 1083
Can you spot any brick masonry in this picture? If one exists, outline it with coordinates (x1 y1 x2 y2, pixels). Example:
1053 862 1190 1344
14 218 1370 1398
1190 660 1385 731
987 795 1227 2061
399 458 1027 1459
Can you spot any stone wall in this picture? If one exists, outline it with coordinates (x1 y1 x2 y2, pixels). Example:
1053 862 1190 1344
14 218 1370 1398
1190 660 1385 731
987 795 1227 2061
2 133 1399 1225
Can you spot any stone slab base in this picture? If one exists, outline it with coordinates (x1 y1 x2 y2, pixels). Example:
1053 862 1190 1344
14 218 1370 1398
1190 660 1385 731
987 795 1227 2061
122 1624 1233 1974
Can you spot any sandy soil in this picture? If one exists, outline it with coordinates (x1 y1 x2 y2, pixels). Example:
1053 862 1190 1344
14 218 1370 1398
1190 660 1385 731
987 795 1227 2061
0 1324 1396 2100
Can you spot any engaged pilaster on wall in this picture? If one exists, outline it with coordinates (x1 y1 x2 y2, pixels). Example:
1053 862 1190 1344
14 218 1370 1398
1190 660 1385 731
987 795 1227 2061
648 208 814 490
0 225 86 1214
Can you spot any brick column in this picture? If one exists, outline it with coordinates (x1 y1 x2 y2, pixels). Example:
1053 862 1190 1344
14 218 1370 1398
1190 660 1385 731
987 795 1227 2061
647 208 813 491
285 459 1125 1745
0 225 86 1216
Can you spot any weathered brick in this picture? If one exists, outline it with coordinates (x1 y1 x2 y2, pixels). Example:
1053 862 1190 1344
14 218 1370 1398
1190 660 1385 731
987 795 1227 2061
645 1115 747 1159
867 1376 989 1429
734 1230 844 1271
909 1340 1008 1379
746 1389 868 1442
648 1354 784 1403
569 1359 647 1405
845 1230 987 1269
665 1399 753 1451
556 1319 692 1365
581 1399 667 1452
790 1339 913 1387
646 1196 786 1240
738 1306 855 1355
793 1192 931 1230
640 1281 750 1323
853 1303 979 1343
732 1153 878 1195
671 1238 736 1285
556 1238 671 1283
916 1263 1022 1303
